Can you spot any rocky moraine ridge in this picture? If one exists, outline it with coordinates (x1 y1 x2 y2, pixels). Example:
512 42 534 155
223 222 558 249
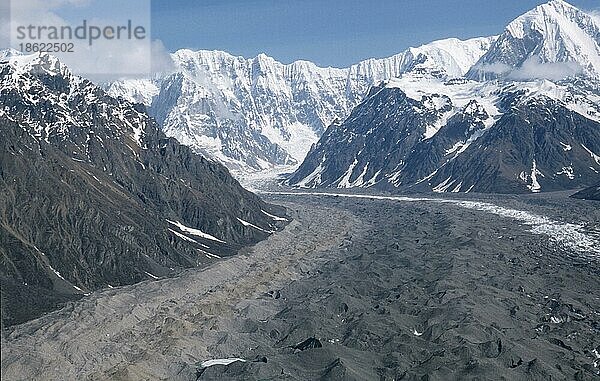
571 183 600 201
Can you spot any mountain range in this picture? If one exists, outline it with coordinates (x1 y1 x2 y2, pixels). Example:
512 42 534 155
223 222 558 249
104 1 600 195
107 37 496 171
289 0 600 193
0 53 287 326
0 0 598 333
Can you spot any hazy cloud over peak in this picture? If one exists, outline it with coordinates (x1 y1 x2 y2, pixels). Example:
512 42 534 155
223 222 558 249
508 56 583 81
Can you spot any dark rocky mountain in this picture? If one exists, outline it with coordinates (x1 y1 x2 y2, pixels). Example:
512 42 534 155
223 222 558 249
571 183 600 200
287 83 455 188
0 54 287 327
423 96 600 193
289 1 600 193
288 77 600 193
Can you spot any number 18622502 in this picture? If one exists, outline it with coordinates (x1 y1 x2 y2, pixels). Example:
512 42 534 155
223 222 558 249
18 43 75 53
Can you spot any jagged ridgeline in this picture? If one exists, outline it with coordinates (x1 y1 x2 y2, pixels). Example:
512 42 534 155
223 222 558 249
106 37 496 171
0 53 288 326
289 0 600 193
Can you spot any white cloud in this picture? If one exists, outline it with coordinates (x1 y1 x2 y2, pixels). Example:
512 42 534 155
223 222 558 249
150 39 176 76
508 55 583 81
472 55 582 81
3 0 173 81
587 9 600 24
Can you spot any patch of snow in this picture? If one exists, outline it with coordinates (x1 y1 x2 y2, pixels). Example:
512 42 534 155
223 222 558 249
559 142 572 151
412 328 423 336
424 108 455 140
168 228 199 244
556 166 575 179
364 169 382 187
200 358 246 368
432 176 455 193
47 262 83 292
445 141 465 156
144 271 159 280
337 158 358 188
166 219 225 243
416 168 440 185
451 182 463 193
200 250 222 259
261 209 288 221
295 161 325 188
237 217 272 233
527 160 544 193
581 144 600 165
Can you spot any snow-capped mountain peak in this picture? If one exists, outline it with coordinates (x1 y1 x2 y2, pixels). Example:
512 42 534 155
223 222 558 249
107 36 494 171
1 52 151 148
468 0 600 80
288 1 600 194
404 37 498 78
506 0 579 38
4 52 72 81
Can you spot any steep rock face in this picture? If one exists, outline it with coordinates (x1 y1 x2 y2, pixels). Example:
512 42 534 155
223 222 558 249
0 54 287 326
287 84 454 188
468 0 600 80
422 96 600 193
290 1 600 194
107 37 496 171
288 76 600 193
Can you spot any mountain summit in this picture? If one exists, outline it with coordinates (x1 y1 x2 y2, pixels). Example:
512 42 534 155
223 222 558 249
107 37 495 171
288 0 600 193
468 0 600 80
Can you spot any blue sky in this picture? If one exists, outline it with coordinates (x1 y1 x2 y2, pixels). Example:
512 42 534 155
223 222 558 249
151 0 600 67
